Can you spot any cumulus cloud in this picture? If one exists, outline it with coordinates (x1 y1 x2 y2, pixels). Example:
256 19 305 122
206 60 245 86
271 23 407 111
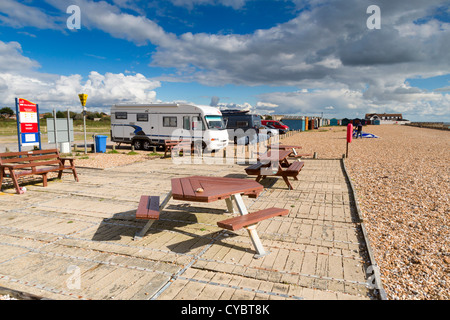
0 0 60 29
0 41 40 72
0 41 161 112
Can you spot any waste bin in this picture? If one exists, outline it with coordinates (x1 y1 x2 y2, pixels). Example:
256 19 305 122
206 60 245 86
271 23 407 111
95 135 107 153
60 142 70 153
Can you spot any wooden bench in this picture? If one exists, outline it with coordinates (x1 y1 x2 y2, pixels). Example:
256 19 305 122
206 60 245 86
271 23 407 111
217 207 289 231
134 192 172 240
136 195 160 220
0 149 79 194
164 140 195 158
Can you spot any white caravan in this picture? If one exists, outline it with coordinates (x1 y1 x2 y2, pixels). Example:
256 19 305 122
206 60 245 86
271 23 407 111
110 103 229 151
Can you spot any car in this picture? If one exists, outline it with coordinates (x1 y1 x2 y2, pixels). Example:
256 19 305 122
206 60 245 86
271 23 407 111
260 125 279 138
261 120 289 134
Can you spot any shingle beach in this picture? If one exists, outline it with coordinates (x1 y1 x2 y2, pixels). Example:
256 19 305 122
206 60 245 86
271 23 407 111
283 124 449 299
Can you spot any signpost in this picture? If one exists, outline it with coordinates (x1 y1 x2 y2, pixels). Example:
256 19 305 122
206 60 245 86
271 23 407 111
15 98 41 151
47 109 74 153
78 93 88 154
346 123 353 158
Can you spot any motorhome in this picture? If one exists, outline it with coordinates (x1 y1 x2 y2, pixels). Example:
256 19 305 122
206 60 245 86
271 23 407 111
221 110 267 144
110 103 229 151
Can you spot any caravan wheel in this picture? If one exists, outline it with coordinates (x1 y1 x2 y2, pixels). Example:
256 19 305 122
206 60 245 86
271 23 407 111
143 140 153 151
133 139 143 150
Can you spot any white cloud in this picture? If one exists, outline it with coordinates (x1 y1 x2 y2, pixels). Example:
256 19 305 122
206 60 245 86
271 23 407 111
0 0 59 29
0 40 161 112
0 41 40 72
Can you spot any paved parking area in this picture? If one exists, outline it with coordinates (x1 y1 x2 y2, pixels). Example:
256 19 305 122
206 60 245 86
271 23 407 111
0 157 380 300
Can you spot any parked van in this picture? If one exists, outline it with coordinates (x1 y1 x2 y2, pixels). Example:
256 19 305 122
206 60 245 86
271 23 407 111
261 120 289 133
221 110 264 144
110 103 229 151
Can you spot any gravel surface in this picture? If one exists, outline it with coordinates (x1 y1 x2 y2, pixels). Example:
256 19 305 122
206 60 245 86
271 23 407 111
282 125 449 300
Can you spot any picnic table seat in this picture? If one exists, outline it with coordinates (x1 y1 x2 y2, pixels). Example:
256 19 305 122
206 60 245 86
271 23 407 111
133 192 172 240
217 207 289 231
135 195 160 220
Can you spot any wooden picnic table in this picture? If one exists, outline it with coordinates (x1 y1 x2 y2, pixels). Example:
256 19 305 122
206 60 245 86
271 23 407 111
171 175 283 258
135 175 288 258
247 149 304 190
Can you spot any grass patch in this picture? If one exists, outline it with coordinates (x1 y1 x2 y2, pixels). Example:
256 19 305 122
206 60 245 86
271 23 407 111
127 151 139 155
107 149 119 154
148 152 163 156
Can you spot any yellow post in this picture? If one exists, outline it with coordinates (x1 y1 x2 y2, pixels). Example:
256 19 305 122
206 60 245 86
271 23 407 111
78 94 88 154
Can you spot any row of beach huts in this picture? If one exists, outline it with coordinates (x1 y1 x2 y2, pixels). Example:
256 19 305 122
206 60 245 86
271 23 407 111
272 116 380 131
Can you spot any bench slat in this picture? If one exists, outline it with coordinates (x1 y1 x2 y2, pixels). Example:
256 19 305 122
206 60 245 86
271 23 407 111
5 159 61 169
217 207 289 231
0 154 59 164
136 196 160 220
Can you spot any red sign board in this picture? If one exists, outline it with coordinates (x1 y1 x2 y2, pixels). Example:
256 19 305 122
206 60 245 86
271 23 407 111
19 99 37 113
21 123 38 133
16 98 41 150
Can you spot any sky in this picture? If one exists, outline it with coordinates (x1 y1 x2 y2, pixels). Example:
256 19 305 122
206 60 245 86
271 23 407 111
0 0 449 122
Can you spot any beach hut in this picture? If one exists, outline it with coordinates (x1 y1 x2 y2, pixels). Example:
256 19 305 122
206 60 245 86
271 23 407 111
281 117 304 131
373 119 381 125
308 118 314 130
330 118 338 126
341 118 350 126
305 117 309 131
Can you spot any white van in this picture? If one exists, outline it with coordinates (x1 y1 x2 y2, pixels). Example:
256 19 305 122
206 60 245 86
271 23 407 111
110 103 229 151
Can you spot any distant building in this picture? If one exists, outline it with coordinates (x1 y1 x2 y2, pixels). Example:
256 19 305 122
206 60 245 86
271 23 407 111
365 113 403 121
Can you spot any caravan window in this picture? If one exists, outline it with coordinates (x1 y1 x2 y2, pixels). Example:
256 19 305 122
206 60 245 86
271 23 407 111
115 112 127 120
163 116 177 127
205 116 225 129
237 121 248 127
192 116 204 130
137 113 148 122
183 116 190 130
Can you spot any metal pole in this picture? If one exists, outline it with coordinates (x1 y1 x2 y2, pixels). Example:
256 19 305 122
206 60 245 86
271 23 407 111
15 98 21 152
67 109 71 148
53 109 58 151
346 141 349 158
83 107 87 154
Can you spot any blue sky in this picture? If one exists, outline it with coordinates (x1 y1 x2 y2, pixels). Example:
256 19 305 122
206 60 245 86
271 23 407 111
0 0 449 121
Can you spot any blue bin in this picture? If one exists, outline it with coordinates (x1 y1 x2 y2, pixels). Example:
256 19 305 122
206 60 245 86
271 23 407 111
95 135 107 153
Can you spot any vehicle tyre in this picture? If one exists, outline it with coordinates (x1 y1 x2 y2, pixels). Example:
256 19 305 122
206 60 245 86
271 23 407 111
133 139 143 150
143 140 152 151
